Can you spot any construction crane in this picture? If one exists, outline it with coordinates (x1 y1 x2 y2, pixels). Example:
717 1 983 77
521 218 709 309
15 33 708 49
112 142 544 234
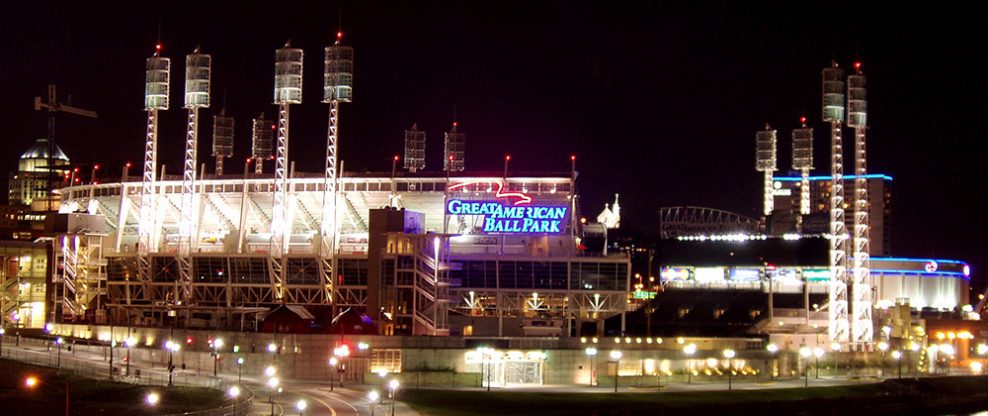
34 84 98 211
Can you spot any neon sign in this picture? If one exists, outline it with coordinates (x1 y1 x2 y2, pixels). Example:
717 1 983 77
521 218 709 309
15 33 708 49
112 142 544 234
446 199 568 234
448 180 532 205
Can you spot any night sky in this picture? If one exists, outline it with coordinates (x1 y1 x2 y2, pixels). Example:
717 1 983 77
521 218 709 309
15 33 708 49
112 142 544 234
2 2 985 291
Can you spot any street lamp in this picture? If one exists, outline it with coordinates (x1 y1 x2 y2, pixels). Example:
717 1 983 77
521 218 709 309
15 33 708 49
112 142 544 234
813 347 824 379
723 349 736 390
878 341 889 377
212 338 224 377
389 379 400 416
296 399 307 416
609 350 622 393
584 347 598 387
683 343 697 384
328 357 339 391
146 392 160 406
267 377 280 416
227 385 241 415
165 341 181 386
1 327 6 357
124 338 136 377
766 343 778 381
54 337 64 371
799 346 812 387
236 357 245 382
368 390 380 416
891 350 902 379
24 375 71 416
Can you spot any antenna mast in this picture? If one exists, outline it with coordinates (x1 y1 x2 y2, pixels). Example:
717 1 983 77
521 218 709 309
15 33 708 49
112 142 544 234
847 62 872 345
822 61 850 348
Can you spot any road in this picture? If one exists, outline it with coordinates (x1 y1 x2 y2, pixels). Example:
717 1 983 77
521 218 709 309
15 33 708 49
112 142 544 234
1 339 413 416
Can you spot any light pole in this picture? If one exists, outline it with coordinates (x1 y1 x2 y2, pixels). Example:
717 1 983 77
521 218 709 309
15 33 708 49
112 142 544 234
267 376 280 416
877 341 889 378
146 391 160 416
1 327 5 357
389 379 400 416
296 399 307 416
585 347 598 387
609 350 622 393
125 337 136 377
237 357 245 382
212 338 224 377
368 390 380 416
891 350 902 379
723 349 736 390
55 337 64 372
799 346 811 387
24 375 71 416
813 347 823 379
166 340 181 386
227 385 241 415
766 343 778 381
328 357 339 391
683 343 696 384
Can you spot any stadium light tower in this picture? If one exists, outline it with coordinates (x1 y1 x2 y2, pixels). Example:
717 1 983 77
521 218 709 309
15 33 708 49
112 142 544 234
404 124 426 173
822 61 850 347
212 110 234 176
791 117 814 231
139 43 170 284
321 29 354 303
251 114 273 174
271 42 303 252
270 42 303 299
847 62 873 345
179 47 211 301
444 122 465 172
755 124 778 218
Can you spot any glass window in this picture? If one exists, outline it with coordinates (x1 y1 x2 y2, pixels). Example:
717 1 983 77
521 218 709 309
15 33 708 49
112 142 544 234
498 261 516 288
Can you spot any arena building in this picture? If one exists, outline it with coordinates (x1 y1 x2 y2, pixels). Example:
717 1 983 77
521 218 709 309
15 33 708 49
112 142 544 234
51 172 631 337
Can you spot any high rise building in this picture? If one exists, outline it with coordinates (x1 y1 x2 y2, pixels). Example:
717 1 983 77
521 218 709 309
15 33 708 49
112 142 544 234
771 174 892 256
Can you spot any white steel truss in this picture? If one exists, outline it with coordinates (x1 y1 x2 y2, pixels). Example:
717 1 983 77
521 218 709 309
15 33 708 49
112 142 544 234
828 120 850 345
178 108 200 302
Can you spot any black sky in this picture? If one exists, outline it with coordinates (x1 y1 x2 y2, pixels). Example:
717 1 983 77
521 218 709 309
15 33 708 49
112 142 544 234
2 2 985 290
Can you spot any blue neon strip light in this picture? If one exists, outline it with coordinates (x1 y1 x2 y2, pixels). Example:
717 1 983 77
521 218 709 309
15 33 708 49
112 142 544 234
872 256 966 265
871 269 970 280
773 174 892 182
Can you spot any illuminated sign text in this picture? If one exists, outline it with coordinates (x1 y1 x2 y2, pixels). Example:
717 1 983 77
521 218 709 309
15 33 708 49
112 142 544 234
446 199 568 234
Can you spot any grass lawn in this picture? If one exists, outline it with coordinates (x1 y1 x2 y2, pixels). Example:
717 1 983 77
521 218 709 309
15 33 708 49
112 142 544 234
0 359 228 415
399 376 988 416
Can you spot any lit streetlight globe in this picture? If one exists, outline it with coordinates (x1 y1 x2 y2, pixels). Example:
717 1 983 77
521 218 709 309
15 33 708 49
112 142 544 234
267 343 277 353
146 392 160 406
766 343 778 353
610 350 622 360
267 377 280 389
296 400 307 411
368 390 380 402
214 338 224 349
227 386 241 398
799 346 812 358
389 379 400 390
585 347 598 356
265 366 277 377
891 350 902 360
723 349 736 359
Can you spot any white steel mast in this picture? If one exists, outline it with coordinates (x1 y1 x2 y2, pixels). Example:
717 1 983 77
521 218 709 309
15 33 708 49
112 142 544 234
791 117 814 232
139 44 170 294
755 124 778 218
847 62 872 345
823 61 850 347
179 48 211 302
321 30 354 304
270 42 304 301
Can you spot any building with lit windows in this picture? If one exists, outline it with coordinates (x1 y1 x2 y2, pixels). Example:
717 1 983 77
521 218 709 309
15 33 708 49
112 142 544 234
7 138 71 209
48 172 630 337
770 173 892 255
